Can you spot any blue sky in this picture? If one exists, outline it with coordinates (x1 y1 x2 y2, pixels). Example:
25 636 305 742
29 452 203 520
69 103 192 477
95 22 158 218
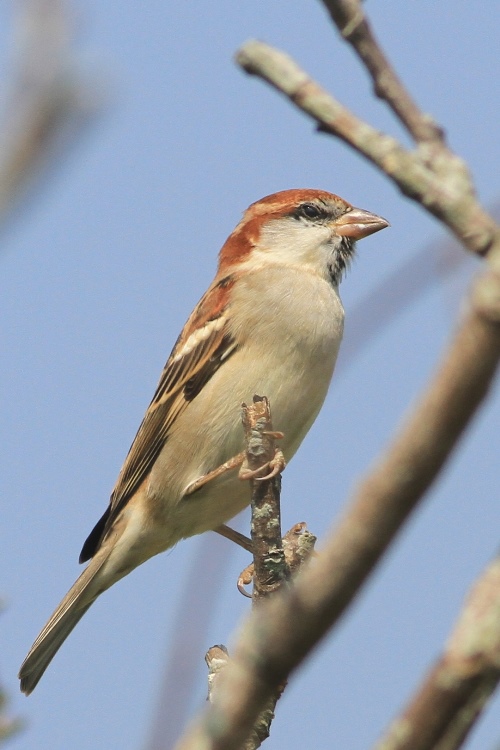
1 2 499 749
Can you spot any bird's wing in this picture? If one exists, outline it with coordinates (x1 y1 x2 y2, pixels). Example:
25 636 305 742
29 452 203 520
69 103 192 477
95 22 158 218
80 274 238 562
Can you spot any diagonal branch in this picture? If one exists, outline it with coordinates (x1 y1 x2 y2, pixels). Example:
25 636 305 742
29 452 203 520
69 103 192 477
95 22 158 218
320 0 444 144
235 41 499 258
373 554 500 750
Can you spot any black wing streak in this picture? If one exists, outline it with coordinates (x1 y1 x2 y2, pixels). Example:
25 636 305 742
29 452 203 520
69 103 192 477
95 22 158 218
184 334 236 402
79 333 238 561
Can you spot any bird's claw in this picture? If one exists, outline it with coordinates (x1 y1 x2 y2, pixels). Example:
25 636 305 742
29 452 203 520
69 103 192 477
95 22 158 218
237 562 254 597
238 448 286 482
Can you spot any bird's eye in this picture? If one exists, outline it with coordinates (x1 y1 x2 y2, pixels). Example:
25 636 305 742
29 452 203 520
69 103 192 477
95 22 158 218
297 203 324 220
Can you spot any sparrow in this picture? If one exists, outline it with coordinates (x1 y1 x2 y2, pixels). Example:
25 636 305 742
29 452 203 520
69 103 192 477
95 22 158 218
19 188 388 694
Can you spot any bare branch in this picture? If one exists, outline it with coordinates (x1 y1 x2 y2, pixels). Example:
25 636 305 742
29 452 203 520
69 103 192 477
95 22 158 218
201 398 291 749
237 523 317 598
281 522 316 575
241 395 288 601
374 555 500 750
320 0 443 144
203 405 318 747
235 41 499 258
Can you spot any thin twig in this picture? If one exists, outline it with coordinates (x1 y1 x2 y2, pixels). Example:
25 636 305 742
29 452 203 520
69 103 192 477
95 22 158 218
236 396 289 746
235 41 499 258
237 523 317 598
205 405 318 749
202 397 290 750
281 523 317 575
373 555 500 750
320 0 443 144
241 395 289 601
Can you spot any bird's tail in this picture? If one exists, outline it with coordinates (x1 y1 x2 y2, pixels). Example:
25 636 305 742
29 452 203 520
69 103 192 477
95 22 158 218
19 546 113 695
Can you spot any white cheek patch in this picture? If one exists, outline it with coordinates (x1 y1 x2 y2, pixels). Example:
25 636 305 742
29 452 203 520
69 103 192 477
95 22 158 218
252 218 334 271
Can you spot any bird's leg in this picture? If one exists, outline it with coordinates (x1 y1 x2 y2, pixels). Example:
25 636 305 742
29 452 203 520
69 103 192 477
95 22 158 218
185 429 285 554
215 524 253 552
183 451 245 495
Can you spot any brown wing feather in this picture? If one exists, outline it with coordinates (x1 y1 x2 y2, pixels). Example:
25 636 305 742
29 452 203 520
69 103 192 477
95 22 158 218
80 275 237 562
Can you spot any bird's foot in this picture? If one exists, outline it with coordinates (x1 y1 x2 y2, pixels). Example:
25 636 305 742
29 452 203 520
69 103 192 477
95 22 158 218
238 446 286 482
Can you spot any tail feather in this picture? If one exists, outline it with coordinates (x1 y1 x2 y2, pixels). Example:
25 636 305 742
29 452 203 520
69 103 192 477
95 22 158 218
19 549 112 695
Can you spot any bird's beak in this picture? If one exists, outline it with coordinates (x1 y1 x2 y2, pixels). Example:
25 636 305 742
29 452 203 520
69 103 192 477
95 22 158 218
334 207 389 240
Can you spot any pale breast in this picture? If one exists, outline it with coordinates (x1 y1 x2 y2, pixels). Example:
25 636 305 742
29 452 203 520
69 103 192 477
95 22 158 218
147 265 344 541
